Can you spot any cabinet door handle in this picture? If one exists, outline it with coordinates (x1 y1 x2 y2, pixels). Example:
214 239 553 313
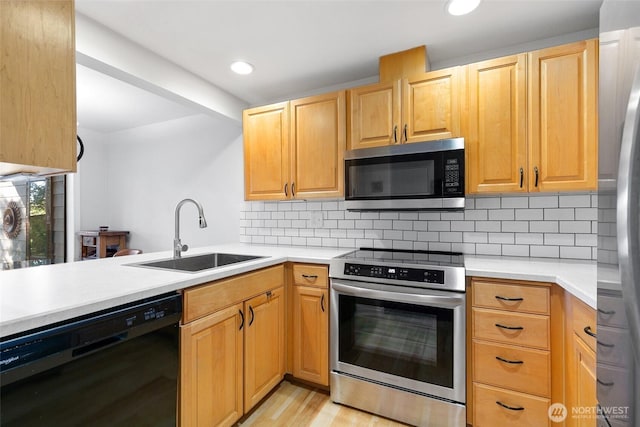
249 305 255 326
597 379 615 387
584 325 597 339
495 295 524 302
597 340 615 348
239 309 245 330
292 182 296 197
496 401 525 411
495 323 524 331
284 183 288 197
496 356 524 364
403 124 408 142
519 167 524 188
534 166 539 187
598 308 616 316
302 274 318 280
321 293 325 312
393 125 398 143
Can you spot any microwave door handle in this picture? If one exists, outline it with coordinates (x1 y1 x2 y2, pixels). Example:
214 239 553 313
617 65 640 364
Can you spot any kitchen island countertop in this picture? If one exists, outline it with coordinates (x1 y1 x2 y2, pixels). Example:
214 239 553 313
1 244 596 338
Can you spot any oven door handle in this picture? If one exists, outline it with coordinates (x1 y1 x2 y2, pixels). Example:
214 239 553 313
331 280 465 308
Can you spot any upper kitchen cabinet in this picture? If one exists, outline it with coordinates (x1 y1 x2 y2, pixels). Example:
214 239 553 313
289 91 346 199
347 80 401 150
243 91 345 201
467 39 598 194
243 102 290 201
0 0 77 177
467 54 528 194
528 39 598 192
348 66 463 150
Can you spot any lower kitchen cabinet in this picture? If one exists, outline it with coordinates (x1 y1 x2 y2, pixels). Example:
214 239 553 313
180 303 244 427
292 285 329 385
469 277 564 427
180 265 285 427
290 263 330 386
565 294 598 427
243 287 285 412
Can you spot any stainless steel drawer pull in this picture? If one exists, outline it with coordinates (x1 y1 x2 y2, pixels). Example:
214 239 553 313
495 356 524 364
495 323 524 331
496 401 525 411
584 325 597 339
495 295 524 302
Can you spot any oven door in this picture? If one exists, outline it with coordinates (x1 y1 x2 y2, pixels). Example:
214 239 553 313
330 278 465 404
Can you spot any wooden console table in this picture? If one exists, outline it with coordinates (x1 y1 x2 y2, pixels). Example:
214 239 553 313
79 230 129 259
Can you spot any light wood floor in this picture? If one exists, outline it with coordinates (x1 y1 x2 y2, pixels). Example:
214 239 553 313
237 380 409 427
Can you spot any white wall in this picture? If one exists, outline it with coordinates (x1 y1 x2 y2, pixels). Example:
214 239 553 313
94 114 243 254
77 127 110 231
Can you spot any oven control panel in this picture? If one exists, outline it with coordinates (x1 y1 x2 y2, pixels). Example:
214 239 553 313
344 263 445 284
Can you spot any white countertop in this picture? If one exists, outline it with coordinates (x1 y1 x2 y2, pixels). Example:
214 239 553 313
0 244 350 338
1 244 596 338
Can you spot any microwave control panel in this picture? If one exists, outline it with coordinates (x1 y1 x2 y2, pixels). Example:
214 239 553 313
443 156 463 195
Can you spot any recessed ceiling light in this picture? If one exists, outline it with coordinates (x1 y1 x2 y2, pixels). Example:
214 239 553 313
230 61 254 75
447 0 481 16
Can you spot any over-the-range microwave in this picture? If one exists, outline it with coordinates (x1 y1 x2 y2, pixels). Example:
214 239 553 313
344 137 465 211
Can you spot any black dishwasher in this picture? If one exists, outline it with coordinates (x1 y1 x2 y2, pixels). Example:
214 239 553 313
0 292 182 427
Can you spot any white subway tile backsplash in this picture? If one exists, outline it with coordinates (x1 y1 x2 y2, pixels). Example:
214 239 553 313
529 195 558 208
516 209 543 221
475 197 501 209
559 221 592 234
239 193 598 260
559 194 591 207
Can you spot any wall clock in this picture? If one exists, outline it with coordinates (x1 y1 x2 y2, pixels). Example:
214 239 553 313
3 201 22 239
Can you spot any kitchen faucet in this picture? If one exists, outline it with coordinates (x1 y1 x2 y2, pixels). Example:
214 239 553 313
174 198 208 259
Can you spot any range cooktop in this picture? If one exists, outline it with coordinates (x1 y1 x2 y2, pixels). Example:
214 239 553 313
330 248 466 292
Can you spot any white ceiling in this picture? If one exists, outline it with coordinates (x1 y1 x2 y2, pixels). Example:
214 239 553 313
75 0 602 133
76 64 199 133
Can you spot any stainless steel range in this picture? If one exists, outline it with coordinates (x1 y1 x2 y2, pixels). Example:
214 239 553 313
329 248 466 427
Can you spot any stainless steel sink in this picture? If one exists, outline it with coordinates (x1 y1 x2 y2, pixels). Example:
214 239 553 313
131 253 264 272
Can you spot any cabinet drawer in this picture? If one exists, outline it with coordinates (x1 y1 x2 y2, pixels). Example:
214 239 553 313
183 264 284 323
473 340 550 397
572 296 597 352
473 279 550 315
473 383 550 427
597 325 632 368
473 307 550 350
292 263 328 288
598 293 627 329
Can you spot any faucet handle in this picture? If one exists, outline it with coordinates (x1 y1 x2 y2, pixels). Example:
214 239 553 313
182 244 189 252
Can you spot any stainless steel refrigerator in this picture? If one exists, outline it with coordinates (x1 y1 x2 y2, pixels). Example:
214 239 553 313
598 1 640 426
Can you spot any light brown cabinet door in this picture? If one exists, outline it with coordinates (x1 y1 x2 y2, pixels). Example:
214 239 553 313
290 91 346 199
467 55 527 194
528 39 598 192
348 80 401 150
243 102 290 200
574 336 597 427
0 0 77 176
403 66 462 143
292 285 329 386
180 303 244 427
244 287 285 412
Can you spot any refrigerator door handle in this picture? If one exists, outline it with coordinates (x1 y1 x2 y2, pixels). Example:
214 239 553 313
617 65 640 365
